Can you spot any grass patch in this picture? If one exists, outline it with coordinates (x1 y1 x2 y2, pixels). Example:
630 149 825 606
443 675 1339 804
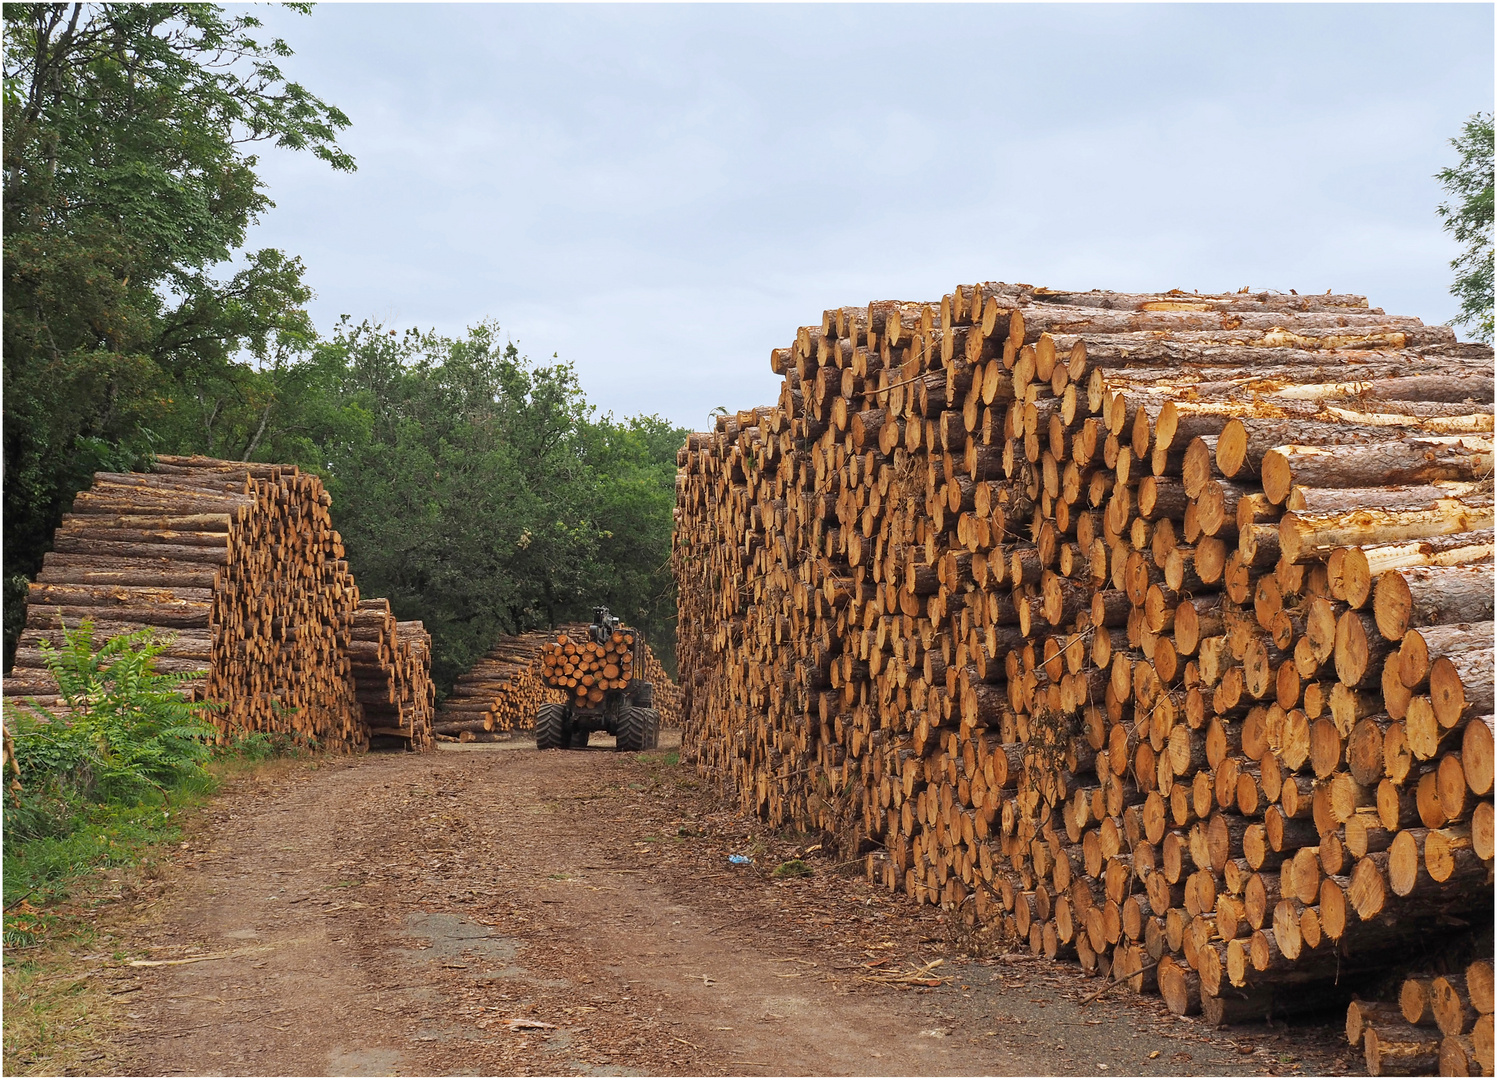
4 732 310 922
771 859 813 879
4 779 212 921
633 748 681 768
2 944 112 1076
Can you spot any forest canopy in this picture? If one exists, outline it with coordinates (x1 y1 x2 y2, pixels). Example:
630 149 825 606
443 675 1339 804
248 319 685 692
2 4 685 691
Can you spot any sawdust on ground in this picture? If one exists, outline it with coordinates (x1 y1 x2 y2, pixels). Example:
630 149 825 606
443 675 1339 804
80 734 1356 1076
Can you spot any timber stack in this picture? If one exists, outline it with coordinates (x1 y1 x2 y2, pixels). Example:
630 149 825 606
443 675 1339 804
4 455 432 752
396 621 436 747
644 647 684 731
434 630 570 738
434 628 683 739
347 598 435 749
1348 960 1494 1075
673 283 1494 1033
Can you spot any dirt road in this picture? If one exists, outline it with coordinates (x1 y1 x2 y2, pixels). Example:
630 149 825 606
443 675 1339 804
95 738 1353 1076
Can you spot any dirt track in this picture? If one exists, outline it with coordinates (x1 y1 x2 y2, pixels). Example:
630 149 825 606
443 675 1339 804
95 737 1355 1076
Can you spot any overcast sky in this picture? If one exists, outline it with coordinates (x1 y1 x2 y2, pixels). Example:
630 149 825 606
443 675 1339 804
244 3 1494 432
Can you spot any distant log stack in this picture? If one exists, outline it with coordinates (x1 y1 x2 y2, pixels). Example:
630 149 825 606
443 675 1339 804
673 283 1494 1029
347 599 435 750
396 622 436 747
3 455 433 752
434 627 682 739
434 630 569 738
644 648 683 731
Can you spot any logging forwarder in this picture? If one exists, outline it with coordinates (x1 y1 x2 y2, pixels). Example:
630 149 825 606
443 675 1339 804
534 607 660 751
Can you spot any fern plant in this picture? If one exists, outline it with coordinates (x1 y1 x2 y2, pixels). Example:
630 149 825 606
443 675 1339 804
4 619 216 809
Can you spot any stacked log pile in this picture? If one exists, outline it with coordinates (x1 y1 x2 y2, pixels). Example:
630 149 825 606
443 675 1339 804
3 455 432 752
435 626 682 738
347 598 435 750
644 648 683 731
435 630 570 738
1348 960 1494 1075
673 283 1494 1028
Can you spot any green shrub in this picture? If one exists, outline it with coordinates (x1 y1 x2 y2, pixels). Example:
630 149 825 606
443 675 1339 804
4 620 215 837
3 622 222 921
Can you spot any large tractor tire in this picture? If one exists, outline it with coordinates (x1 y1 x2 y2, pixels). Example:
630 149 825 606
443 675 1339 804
617 706 659 752
535 703 570 750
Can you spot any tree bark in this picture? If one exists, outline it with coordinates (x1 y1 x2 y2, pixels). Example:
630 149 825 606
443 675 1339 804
1260 438 1493 505
1279 498 1496 565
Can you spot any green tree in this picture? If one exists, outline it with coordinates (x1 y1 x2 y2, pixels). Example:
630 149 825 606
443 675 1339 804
0 5 691 695
246 320 687 695
2 3 351 663
577 413 689 673
264 320 596 692
1436 111 1494 342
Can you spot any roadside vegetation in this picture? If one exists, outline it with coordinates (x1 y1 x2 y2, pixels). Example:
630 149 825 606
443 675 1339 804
4 621 216 932
1 622 311 1072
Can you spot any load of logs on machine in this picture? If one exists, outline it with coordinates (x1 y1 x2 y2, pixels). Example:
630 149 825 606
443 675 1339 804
672 283 1495 1068
3 456 433 751
543 626 641 708
433 627 682 741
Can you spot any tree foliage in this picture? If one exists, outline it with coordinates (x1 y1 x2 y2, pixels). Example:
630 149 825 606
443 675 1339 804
249 321 686 693
576 412 689 670
1436 111 1494 342
2 3 352 650
2 4 687 696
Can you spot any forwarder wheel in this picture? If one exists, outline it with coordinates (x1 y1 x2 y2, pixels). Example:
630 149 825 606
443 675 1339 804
616 706 659 752
535 703 570 750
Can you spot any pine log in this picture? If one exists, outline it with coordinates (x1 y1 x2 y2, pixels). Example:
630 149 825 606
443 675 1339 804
1159 954 1201 1016
1261 439 1495 506
1373 565 1496 643
1351 1000 1413 1047
1467 961 1494 1016
1279 499 1496 566
1365 1024 1442 1076
1473 1016 1495 1075
1439 1033 1479 1077
1433 976 1480 1038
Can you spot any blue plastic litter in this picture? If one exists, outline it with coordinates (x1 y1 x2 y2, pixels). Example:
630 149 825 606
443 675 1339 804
727 854 752 866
